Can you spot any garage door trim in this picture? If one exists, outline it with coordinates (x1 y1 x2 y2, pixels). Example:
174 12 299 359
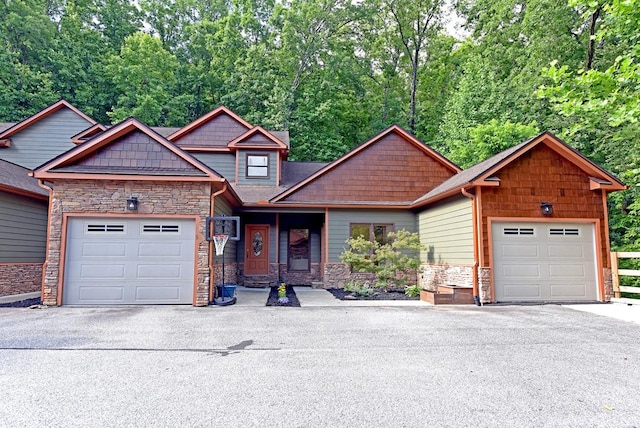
487 217 604 302
59 213 200 306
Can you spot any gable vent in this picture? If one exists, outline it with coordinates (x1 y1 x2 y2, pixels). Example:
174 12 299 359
87 224 125 233
503 227 535 236
549 228 580 236
143 224 180 233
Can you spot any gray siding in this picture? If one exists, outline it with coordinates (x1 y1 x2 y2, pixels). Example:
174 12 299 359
192 153 236 180
418 196 474 264
0 108 94 169
0 192 47 262
328 209 417 262
213 196 237 263
237 151 278 186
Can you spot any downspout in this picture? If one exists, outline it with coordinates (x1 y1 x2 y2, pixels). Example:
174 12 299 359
37 179 54 305
461 187 482 306
209 182 228 302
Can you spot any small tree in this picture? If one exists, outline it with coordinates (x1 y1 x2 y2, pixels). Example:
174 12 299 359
340 229 424 292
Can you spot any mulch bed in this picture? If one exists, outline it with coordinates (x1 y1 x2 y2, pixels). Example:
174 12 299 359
0 298 42 308
266 285 301 307
327 289 419 301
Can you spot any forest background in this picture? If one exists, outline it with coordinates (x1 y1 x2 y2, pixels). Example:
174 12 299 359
1 0 638 250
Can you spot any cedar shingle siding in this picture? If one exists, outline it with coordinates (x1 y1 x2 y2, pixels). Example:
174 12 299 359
173 114 248 148
282 133 456 203
480 145 608 267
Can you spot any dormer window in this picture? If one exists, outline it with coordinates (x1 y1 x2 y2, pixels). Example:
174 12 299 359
246 154 269 178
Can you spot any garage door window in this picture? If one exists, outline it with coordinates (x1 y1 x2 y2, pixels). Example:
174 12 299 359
87 224 125 233
549 227 580 236
503 227 534 236
142 224 180 233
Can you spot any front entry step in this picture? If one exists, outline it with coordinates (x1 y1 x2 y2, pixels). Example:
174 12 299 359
420 285 475 305
243 280 273 288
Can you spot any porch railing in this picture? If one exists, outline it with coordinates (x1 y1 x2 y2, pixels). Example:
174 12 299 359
611 252 640 298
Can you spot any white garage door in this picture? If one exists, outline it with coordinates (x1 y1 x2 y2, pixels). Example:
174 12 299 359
492 222 598 302
64 218 195 305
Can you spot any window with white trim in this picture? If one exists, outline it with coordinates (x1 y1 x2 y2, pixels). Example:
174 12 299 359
246 154 269 178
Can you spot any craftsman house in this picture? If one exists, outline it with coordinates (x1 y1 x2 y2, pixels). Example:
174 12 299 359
1 100 626 305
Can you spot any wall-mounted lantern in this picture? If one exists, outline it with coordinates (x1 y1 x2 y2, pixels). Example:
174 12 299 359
127 196 138 211
541 202 553 215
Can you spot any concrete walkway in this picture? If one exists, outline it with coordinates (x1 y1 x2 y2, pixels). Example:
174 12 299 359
231 285 431 307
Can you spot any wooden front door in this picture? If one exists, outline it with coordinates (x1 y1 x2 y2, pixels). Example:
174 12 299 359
245 225 269 275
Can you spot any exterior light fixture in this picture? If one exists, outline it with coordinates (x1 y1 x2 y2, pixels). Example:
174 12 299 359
541 202 553 215
127 196 138 211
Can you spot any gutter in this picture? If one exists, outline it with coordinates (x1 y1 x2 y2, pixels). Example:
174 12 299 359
461 187 482 306
37 180 54 305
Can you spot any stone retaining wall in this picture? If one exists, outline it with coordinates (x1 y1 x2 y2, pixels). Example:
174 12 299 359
0 263 42 296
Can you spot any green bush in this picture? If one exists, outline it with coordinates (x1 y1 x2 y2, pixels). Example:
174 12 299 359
340 229 424 292
404 284 422 298
344 281 375 298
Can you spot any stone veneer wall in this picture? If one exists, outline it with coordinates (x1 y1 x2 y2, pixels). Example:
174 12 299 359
478 268 491 303
212 263 239 286
42 179 212 306
419 264 474 291
278 264 321 285
603 268 613 301
0 263 42 296
237 264 279 287
322 263 417 289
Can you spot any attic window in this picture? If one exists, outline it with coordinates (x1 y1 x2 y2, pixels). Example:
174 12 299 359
246 154 269 178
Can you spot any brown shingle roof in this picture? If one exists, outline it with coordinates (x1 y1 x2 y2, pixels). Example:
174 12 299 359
0 159 48 197
0 123 16 134
230 161 328 203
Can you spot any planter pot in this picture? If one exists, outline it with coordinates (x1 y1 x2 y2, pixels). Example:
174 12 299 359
419 289 453 305
216 284 237 299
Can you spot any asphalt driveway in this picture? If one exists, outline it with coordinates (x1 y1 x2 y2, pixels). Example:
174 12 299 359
1 304 639 427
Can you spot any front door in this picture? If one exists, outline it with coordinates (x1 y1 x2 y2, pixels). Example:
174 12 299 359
245 225 269 275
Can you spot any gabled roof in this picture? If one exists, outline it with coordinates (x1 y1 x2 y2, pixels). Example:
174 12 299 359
168 106 252 148
33 118 224 182
0 159 48 199
0 100 96 146
228 126 289 153
71 123 107 144
411 131 627 207
271 125 460 203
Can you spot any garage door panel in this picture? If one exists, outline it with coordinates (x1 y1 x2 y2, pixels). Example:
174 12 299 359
138 242 184 257
80 242 127 257
64 218 195 305
503 284 541 299
136 286 181 301
503 264 540 278
493 222 598 302
550 283 587 298
137 264 183 279
79 264 126 279
78 286 124 302
547 244 586 258
548 263 586 277
501 244 539 258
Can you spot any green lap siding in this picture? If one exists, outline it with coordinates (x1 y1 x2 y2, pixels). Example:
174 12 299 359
0 192 47 262
192 153 236 180
0 108 93 169
418 196 474 265
327 209 417 262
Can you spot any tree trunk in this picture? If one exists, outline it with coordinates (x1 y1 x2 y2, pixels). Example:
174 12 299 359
586 6 602 70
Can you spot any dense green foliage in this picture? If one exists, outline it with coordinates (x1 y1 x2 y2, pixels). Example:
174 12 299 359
0 0 638 248
340 230 424 292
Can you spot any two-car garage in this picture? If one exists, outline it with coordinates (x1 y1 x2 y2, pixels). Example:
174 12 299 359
63 218 196 305
492 221 599 302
